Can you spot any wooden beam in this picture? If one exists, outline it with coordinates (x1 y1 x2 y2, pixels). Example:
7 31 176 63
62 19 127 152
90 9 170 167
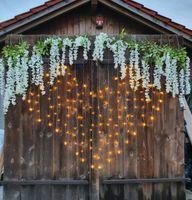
103 178 190 185
91 0 98 7
0 0 90 42
184 98 192 144
0 179 89 185
91 0 98 13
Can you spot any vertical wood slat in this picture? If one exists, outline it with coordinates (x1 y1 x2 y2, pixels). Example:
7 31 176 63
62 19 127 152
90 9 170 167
4 33 185 200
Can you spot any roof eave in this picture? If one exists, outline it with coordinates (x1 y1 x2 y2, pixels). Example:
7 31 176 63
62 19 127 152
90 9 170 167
100 0 192 43
0 0 90 42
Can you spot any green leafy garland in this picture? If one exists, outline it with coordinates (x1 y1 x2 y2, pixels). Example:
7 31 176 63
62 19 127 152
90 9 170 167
0 32 191 114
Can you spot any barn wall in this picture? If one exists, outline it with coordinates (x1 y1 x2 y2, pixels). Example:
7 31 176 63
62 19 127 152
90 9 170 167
24 4 159 35
3 3 185 200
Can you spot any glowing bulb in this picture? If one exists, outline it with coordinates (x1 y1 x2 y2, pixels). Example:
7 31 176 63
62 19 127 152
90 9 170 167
156 107 160 111
159 99 163 103
63 141 68 146
48 122 52 127
125 140 129 144
83 84 87 88
81 158 85 163
75 152 79 156
150 116 154 121
98 165 102 169
55 128 60 133
29 108 33 112
117 150 121 154
133 131 137 136
91 165 94 169
37 118 42 123
115 132 119 136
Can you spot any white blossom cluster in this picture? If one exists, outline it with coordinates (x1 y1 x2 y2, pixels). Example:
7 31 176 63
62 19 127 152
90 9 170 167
61 37 72 66
165 53 172 94
141 59 150 100
178 57 191 107
185 56 191 95
0 59 4 95
15 50 29 99
1 34 192 113
108 39 127 79
179 69 185 107
47 38 61 85
3 57 16 113
29 46 45 94
73 36 91 61
153 56 164 90
93 33 110 61
128 44 141 90
170 59 179 98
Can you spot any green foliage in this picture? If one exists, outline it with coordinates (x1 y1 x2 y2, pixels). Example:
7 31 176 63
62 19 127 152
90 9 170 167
2 41 29 65
0 34 188 71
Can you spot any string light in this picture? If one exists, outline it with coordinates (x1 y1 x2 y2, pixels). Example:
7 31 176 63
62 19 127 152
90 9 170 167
25 63 165 171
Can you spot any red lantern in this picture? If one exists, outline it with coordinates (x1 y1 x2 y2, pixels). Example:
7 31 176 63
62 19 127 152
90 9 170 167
96 15 104 29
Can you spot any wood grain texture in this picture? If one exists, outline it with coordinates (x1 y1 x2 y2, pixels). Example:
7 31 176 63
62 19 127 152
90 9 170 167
3 4 186 200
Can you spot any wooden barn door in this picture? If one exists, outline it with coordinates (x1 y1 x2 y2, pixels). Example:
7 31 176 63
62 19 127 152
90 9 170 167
4 54 185 200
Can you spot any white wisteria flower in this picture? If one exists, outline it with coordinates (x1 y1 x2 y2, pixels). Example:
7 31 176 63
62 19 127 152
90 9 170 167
185 56 191 95
3 57 16 114
134 44 140 90
153 55 165 90
93 33 110 61
61 37 73 66
0 58 5 95
73 36 91 61
29 46 45 94
128 44 140 90
108 39 127 79
141 59 150 100
165 53 172 94
48 38 61 85
171 58 179 98
15 50 29 99
129 49 135 89
179 69 185 107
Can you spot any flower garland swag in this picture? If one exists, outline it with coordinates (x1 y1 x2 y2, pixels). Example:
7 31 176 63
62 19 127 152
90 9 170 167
0 33 191 114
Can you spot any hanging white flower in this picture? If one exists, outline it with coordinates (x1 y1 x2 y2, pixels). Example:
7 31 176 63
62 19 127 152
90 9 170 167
165 52 172 93
61 37 73 66
108 39 127 79
48 38 61 85
141 59 150 100
0 58 5 95
134 44 140 90
153 55 165 90
93 33 110 61
128 44 140 90
129 49 135 89
3 57 16 114
82 37 91 60
15 50 29 99
179 69 185 107
171 58 179 98
29 46 45 94
185 56 191 95
73 36 91 61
